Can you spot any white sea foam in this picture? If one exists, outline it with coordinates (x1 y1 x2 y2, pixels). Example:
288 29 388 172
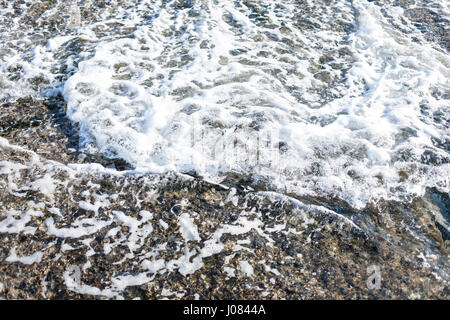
0 0 449 207
239 260 254 276
178 212 201 242
6 247 44 265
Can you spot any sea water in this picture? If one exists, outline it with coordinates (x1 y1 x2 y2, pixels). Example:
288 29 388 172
0 0 448 208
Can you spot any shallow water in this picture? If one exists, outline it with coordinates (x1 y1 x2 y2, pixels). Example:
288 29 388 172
0 0 449 208
0 1 449 300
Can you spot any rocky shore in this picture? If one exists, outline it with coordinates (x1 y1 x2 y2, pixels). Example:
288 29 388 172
0 97 448 299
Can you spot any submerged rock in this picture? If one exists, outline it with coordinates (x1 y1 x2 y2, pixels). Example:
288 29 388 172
0 97 133 169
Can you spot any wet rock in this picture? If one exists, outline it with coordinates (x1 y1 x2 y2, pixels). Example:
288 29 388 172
0 108 448 299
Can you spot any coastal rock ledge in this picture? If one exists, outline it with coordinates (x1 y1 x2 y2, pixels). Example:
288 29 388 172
0 98 448 299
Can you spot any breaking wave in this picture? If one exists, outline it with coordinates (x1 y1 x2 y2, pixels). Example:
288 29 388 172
0 0 449 207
